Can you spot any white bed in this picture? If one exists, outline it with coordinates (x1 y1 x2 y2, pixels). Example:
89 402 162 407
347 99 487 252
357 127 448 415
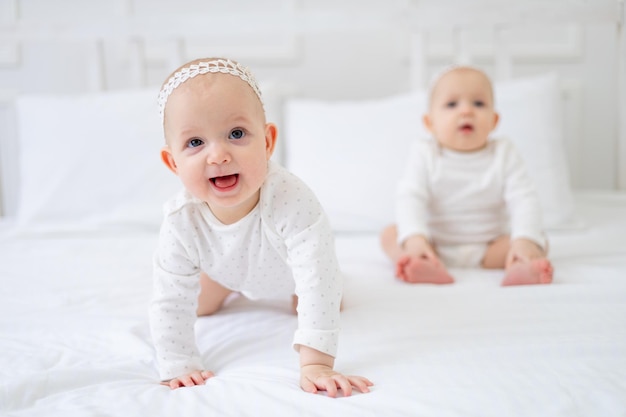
1 1 626 416
1 192 625 416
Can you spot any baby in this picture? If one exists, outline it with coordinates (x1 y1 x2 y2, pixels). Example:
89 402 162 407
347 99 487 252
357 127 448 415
380 65 553 286
149 58 372 397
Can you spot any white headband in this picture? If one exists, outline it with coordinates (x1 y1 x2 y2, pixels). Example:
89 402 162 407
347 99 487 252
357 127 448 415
157 58 263 123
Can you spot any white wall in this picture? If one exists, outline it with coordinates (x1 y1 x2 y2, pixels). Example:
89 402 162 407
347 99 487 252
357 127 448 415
0 0 623 214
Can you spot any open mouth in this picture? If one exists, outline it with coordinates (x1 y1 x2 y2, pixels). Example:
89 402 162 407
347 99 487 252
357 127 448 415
210 173 239 190
459 123 474 133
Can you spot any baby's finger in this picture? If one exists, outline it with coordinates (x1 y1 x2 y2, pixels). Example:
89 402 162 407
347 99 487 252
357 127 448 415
334 376 353 397
180 375 196 387
350 376 373 393
322 377 338 398
190 372 206 385
168 379 182 389
300 377 318 394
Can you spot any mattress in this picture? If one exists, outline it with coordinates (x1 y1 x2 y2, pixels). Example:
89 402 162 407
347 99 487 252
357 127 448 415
1 191 625 416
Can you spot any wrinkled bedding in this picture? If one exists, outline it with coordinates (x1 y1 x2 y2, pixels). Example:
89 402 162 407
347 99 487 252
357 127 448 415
1 191 625 417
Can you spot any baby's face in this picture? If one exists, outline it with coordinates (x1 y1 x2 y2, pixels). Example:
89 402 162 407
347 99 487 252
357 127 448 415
425 69 498 152
162 74 275 224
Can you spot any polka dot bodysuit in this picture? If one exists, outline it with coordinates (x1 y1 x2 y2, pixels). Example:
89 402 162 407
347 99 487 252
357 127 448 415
149 161 342 381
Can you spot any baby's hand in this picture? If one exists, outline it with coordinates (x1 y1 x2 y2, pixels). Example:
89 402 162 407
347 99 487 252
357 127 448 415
300 364 373 397
161 370 215 389
396 235 442 279
507 238 546 266
402 235 438 261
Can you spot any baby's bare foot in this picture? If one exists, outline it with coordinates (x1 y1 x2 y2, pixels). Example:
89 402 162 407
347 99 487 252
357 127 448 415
502 258 553 286
400 257 454 284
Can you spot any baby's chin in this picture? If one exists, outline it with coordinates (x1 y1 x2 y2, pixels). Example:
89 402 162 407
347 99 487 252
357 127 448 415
441 140 489 152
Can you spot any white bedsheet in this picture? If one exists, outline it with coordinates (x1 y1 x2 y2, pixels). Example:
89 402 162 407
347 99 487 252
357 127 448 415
1 191 625 416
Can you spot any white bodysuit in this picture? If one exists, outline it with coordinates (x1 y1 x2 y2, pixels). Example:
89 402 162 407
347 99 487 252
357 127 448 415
396 137 545 267
150 162 342 381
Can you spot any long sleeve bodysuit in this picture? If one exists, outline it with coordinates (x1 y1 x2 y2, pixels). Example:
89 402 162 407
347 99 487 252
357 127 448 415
150 162 342 380
396 137 545 249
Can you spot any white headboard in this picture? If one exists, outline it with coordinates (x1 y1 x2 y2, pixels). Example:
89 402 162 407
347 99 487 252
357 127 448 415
0 0 624 217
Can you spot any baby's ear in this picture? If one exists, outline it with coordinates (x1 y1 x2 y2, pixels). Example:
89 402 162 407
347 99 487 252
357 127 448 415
492 112 500 129
161 147 178 174
422 114 433 132
264 122 278 159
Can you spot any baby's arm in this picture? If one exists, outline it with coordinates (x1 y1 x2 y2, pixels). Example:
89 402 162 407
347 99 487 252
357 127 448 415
400 235 440 262
299 346 373 397
151 243 207 384
501 139 546 255
394 140 442 276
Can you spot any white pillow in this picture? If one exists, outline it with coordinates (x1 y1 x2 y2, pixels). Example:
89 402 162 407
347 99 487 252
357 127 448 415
285 91 428 232
14 89 181 233
285 72 580 232
492 73 580 229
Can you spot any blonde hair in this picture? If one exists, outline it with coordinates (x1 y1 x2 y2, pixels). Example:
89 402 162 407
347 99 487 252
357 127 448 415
428 65 494 106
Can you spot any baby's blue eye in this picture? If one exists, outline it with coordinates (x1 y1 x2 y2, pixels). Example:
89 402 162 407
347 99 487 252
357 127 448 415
446 101 457 108
229 129 245 140
474 100 485 107
187 138 203 148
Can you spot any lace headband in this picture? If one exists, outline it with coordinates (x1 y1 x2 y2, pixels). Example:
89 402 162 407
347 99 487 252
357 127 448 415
157 58 263 123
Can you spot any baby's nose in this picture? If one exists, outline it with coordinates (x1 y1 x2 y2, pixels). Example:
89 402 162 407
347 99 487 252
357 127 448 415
459 102 474 113
206 142 231 165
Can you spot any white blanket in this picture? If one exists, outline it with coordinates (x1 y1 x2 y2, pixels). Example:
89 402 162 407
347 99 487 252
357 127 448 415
1 192 625 416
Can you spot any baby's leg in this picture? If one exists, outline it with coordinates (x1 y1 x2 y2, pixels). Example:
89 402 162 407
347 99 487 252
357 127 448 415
197 272 234 316
380 225 404 261
481 235 510 269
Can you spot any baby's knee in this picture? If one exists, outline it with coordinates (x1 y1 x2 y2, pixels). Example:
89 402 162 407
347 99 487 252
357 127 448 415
197 303 222 316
